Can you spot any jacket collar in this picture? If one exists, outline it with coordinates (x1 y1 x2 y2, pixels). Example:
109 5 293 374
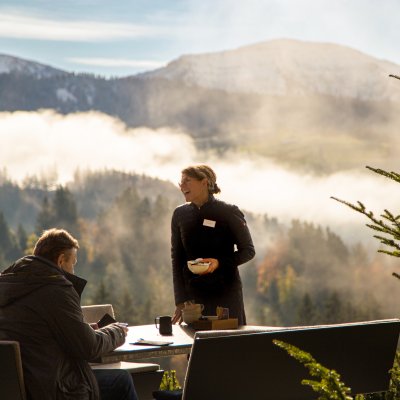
28 255 87 297
190 194 215 209
63 270 87 297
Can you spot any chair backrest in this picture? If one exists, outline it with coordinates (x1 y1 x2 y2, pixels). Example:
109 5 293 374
183 319 400 400
81 304 115 324
0 341 27 400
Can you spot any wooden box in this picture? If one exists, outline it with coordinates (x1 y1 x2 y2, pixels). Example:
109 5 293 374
191 318 238 331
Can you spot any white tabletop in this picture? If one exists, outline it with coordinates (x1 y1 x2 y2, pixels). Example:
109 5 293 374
98 324 195 363
98 323 277 363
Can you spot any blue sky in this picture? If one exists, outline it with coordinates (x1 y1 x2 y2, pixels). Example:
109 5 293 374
0 0 399 77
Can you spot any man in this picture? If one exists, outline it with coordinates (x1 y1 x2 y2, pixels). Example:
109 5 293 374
0 228 137 400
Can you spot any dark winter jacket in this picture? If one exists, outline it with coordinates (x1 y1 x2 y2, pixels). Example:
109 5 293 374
0 255 126 400
171 195 255 324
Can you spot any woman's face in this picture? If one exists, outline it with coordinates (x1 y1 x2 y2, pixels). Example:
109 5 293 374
179 173 208 206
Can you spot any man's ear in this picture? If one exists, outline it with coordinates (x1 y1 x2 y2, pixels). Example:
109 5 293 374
56 253 64 267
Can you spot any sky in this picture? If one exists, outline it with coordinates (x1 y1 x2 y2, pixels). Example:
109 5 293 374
0 0 399 77
1 0 400 247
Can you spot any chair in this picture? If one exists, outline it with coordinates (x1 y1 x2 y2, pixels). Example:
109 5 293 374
181 319 400 399
0 341 27 400
82 304 115 324
82 304 164 400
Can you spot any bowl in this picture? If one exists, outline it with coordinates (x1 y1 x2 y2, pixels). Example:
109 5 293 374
187 260 210 274
182 310 202 324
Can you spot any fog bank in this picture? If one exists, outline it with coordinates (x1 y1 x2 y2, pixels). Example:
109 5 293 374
1 109 399 242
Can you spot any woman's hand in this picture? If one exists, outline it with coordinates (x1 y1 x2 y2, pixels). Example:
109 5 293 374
172 303 185 324
200 258 219 274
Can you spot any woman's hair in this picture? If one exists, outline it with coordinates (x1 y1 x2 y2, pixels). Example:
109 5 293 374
33 228 79 264
182 164 221 194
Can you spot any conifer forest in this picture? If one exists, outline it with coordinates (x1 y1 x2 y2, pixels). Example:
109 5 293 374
0 168 397 326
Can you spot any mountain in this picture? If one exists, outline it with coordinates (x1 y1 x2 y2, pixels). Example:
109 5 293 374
0 54 67 79
139 39 400 101
1 39 400 174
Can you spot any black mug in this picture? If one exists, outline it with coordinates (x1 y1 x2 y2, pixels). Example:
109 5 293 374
155 315 173 335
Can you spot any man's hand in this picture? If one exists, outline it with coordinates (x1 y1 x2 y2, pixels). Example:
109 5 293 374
119 325 128 337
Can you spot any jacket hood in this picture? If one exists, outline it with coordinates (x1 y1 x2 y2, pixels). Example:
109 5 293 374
0 255 87 307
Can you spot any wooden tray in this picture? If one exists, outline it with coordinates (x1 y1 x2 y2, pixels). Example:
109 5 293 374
190 318 238 330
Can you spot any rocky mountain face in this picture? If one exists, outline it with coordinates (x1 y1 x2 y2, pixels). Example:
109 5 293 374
1 39 399 174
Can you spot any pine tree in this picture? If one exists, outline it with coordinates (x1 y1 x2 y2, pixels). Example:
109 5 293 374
92 279 112 305
114 289 136 324
0 211 19 263
296 293 315 325
331 166 400 281
17 224 28 253
35 196 53 234
35 186 80 237
53 186 79 236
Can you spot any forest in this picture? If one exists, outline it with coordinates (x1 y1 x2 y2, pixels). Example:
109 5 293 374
0 168 398 326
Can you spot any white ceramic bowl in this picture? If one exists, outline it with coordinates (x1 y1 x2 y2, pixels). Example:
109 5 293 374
187 260 210 274
182 311 202 324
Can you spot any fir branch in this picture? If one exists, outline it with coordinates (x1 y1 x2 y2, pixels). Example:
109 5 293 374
331 197 398 238
389 74 400 81
381 210 400 231
366 166 400 184
388 351 400 398
273 340 353 399
332 165 400 273
373 235 400 251
366 224 393 235
379 250 400 258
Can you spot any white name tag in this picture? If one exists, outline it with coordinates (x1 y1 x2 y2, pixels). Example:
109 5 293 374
203 219 216 228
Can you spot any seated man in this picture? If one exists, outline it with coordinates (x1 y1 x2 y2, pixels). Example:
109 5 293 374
0 228 137 400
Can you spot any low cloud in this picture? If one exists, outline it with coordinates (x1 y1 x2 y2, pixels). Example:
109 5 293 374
1 109 399 242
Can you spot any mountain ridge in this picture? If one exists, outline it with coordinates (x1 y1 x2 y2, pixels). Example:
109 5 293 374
1 39 400 101
139 39 400 101
1 39 400 174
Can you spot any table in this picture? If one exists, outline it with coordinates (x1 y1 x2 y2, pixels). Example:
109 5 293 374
98 324 195 363
98 323 274 363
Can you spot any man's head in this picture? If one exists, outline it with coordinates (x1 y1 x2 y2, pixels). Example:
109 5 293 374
33 228 79 274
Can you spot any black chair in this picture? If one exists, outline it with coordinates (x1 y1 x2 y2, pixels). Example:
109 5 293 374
0 340 27 400
182 319 400 400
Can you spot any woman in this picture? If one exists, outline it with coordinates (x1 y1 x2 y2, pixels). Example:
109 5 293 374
171 165 255 325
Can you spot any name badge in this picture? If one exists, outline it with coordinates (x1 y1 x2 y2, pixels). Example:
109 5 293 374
203 219 216 228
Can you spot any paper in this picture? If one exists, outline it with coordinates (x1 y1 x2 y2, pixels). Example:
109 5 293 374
131 339 173 346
